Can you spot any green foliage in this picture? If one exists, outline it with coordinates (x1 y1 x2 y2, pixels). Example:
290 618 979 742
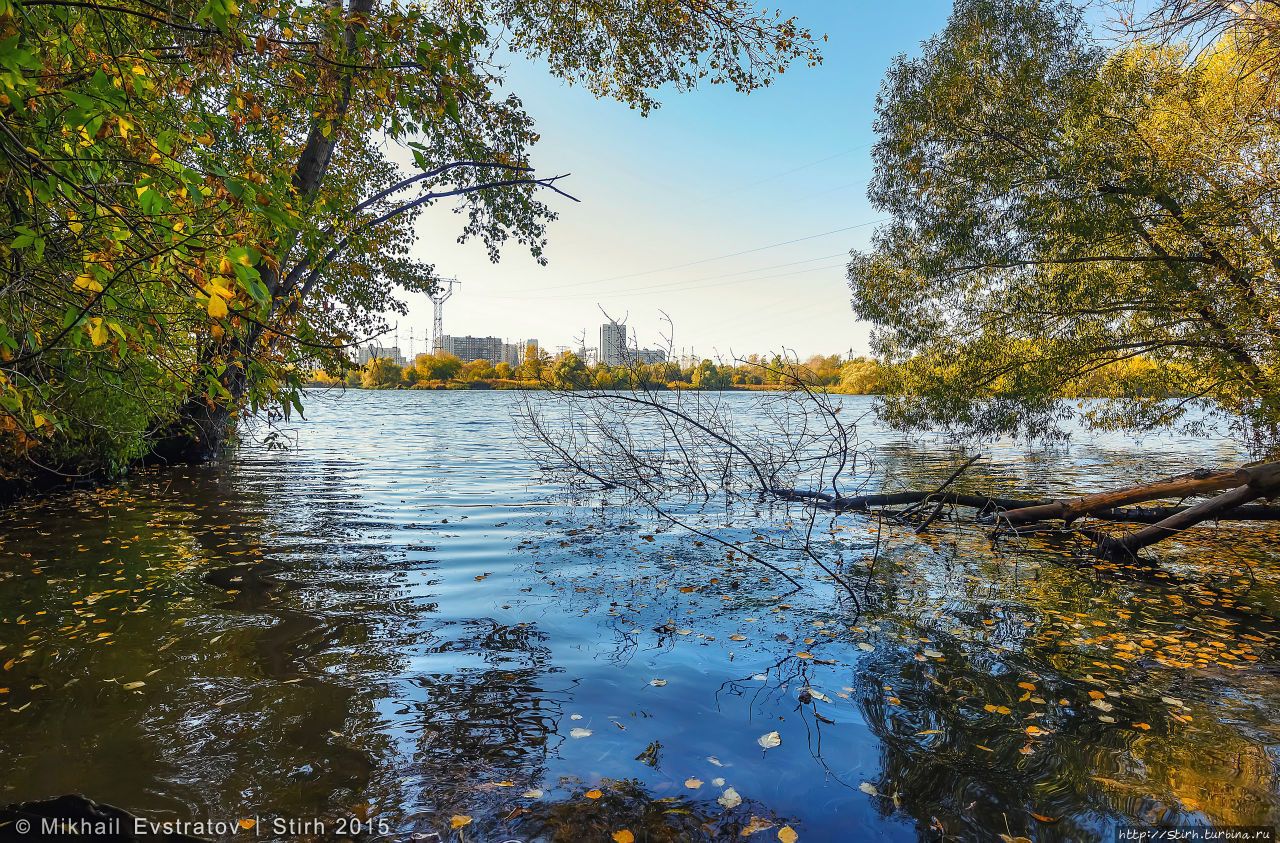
361 357 403 389
850 0 1280 452
550 352 588 390
415 352 462 382
0 0 818 482
689 360 729 390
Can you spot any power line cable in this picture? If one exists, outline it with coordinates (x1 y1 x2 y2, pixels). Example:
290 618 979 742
533 217 885 293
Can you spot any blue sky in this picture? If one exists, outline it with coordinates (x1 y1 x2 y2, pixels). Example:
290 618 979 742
399 1 956 361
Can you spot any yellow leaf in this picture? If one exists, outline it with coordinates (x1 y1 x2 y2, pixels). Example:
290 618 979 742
206 279 235 300
237 819 255 830
207 294 228 319
1017 682 1036 691
449 815 471 830
117 117 132 140
778 826 799 843
794 652 813 659
88 318 108 346
585 789 603 799
613 832 634 843
74 273 103 293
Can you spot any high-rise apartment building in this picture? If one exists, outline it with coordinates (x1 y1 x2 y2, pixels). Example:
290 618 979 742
442 336 538 368
599 321 628 367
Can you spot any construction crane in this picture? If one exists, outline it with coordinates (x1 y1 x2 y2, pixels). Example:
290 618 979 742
428 277 458 353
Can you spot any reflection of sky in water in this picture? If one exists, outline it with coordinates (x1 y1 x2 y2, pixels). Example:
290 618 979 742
0 391 1275 841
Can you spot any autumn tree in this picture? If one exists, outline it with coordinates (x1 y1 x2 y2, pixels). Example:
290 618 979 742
0 0 819 483
849 0 1280 453
415 352 462 382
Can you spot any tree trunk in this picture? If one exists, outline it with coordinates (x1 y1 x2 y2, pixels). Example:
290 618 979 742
145 366 245 464
1096 482 1265 558
997 462 1280 526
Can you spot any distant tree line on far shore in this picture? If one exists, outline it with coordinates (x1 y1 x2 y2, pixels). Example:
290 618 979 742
311 348 1189 399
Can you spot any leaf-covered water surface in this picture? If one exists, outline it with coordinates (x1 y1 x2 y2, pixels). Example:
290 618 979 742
0 391 1276 841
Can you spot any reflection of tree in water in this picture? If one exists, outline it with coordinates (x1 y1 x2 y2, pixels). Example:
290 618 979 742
396 618 562 819
834 531 1280 841
0 458 431 829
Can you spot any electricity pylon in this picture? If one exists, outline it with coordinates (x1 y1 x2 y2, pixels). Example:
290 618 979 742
429 277 458 353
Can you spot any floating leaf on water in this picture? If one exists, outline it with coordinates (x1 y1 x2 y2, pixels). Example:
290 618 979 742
571 714 583 720
741 816 775 835
794 652 813 660
758 731 781 749
778 827 799 843
998 836 1033 843
450 815 471 830
712 777 725 787
857 642 875 651
751 674 767 681
858 782 879 797
1089 699 1113 712
121 681 145 690
922 649 943 659
718 787 742 808
730 635 747 641
708 756 724 766
570 728 593 738
585 789 603 799
613 832 634 843
1098 715 1115 723
685 777 703 789
1132 722 1151 730
915 729 942 736
1017 682 1036 691
521 789 542 799
650 679 667 687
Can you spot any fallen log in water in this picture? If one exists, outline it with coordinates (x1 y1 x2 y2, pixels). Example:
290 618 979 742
772 461 1280 559
995 462 1280 526
768 487 1280 524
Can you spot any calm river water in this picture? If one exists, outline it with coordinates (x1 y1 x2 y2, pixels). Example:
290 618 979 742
1 390 1277 842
